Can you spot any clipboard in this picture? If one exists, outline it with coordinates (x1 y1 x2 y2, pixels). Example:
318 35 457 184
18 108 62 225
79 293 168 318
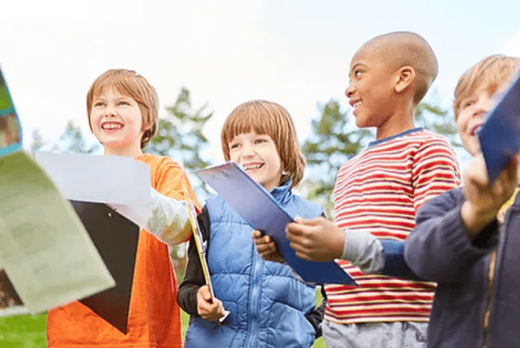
196 162 357 286
70 201 140 334
182 183 214 300
479 71 520 184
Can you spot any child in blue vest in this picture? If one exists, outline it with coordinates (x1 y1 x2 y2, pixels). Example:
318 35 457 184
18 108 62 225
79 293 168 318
178 100 325 348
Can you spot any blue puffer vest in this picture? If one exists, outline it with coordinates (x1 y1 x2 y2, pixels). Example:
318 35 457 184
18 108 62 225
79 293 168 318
185 181 324 348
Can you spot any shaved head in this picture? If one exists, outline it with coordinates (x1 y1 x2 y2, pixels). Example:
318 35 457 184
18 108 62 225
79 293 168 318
359 31 438 105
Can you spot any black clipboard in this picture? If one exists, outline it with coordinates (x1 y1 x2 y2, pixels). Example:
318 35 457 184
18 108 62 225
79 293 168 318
70 200 139 334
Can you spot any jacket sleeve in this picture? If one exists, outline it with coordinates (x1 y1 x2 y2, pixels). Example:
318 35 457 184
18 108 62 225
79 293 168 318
341 230 423 281
177 205 211 316
305 286 327 338
404 189 499 283
380 239 423 281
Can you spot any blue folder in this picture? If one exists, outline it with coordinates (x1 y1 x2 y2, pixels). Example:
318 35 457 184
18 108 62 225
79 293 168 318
478 71 520 184
196 162 357 286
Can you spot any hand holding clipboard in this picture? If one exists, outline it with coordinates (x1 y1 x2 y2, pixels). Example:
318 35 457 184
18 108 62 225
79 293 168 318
182 183 230 322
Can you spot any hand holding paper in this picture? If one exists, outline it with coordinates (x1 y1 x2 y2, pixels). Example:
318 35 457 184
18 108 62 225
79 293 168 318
286 216 346 262
251 230 284 263
196 162 357 286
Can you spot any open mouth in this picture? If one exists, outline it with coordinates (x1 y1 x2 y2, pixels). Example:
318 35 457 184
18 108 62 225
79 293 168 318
470 123 482 136
101 122 124 130
244 163 264 171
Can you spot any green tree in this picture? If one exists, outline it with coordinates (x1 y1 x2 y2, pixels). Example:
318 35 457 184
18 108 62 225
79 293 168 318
146 87 214 282
30 121 99 154
301 98 460 217
300 100 371 216
146 87 213 196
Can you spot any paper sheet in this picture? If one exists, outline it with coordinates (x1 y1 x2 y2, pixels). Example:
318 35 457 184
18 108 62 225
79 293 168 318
34 152 152 227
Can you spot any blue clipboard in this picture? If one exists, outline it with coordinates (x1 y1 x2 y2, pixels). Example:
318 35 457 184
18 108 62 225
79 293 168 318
478 71 520 184
196 162 357 286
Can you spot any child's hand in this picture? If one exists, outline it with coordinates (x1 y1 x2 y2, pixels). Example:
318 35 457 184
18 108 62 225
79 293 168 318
286 216 345 262
196 285 226 321
461 153 519 236
251 230 284 263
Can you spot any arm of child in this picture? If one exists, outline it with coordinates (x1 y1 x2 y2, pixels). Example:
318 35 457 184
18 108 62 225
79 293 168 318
287 217 423 279
404 154 516 282
145 188 191 245
146 158 200 245
304 286 327 338
411 136 461 211
177 206 227 321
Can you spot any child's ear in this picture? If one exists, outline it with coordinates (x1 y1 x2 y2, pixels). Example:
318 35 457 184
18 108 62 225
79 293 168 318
394 66 415 94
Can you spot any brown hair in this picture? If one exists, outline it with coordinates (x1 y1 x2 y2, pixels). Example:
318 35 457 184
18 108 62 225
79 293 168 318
221 100 306 188
454 55 520 119
86 69 159 148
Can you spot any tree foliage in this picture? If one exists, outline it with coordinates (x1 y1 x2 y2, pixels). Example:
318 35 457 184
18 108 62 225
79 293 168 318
30 121 99 154
146 87 213 184
300 100 371 215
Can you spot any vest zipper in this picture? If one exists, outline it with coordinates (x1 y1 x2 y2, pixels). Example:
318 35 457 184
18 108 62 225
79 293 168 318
245 243 261 347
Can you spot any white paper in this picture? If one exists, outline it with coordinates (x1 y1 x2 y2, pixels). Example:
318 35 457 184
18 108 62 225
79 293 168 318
35 152 152 227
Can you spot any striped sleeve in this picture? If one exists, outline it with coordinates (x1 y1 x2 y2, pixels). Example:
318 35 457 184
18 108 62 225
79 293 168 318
412 136 461 210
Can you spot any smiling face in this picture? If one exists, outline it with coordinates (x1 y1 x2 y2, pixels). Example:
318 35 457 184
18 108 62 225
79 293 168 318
89 87 145 157
228 131 283 192
345 45 397 131
455 87 496 156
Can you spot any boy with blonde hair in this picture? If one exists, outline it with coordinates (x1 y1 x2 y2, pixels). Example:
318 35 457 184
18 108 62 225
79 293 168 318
404 55 520 348
47 69 199 348
256 32 461 347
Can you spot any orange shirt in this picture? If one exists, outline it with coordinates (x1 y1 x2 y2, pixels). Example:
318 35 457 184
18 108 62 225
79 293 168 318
47 154 199 348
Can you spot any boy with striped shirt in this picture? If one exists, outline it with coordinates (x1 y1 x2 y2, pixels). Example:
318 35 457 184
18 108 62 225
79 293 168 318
256 31 460 348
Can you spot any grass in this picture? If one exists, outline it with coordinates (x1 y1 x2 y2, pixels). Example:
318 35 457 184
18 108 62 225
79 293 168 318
0 289 326 347
0 314 46 348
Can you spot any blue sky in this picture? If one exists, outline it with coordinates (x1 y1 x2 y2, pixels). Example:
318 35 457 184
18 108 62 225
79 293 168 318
1 0 519 169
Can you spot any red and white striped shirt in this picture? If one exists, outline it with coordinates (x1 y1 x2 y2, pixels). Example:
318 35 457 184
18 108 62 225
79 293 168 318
325 128 461 324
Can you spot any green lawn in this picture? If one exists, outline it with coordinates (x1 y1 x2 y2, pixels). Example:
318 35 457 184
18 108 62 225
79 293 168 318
0 314 46 348
1 306 326 347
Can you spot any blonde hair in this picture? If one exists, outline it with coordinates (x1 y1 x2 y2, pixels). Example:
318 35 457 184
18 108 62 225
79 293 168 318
454 55 520 119
86 69 159 148
221 100 306 188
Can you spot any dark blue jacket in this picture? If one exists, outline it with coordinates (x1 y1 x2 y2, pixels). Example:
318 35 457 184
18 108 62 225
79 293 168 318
404 188 520 348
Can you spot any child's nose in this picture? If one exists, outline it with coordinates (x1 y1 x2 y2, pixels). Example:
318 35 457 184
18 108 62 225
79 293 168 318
241 143 255 158
345 83 355 98
474 97 491 117
104 107 117 117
